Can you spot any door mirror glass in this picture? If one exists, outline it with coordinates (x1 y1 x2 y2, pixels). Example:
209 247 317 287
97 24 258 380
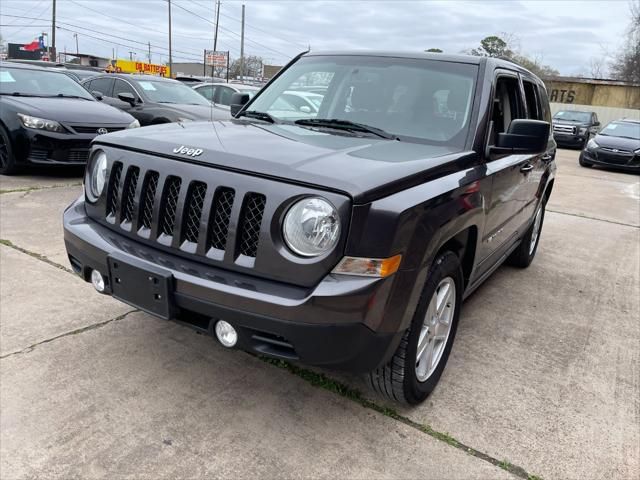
593 120 600 127
230 92 250 117
92 90 103 101
299 105 312 114
117 92 137 106
493 119 550 155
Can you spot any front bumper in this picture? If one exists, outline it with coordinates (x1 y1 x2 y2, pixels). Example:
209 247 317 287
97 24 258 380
63 197 404 372
14 128 110 166
581 149 640 171
553 133 587 147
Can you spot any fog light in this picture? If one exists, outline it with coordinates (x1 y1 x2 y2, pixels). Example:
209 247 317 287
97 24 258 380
215 320 238 347
91 269 105 292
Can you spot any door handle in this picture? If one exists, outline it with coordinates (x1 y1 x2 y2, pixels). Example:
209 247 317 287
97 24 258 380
541 153 553 162
520 163 534 173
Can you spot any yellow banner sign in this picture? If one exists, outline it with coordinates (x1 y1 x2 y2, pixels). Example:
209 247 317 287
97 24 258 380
108 60 170 78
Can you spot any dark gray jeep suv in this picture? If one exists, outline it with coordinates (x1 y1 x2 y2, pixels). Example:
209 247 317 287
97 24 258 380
64 51 556 404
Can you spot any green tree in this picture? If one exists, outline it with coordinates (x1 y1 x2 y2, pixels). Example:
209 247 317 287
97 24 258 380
425 48 443 53
229 55 264 80
470 35 513 58
610 0 640 83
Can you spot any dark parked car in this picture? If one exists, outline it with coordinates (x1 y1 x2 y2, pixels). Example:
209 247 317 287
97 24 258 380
81 74 218 125
61 69 100 83
0 62 139 175
552 109 600 148
579 119 640 171
64 52 556 404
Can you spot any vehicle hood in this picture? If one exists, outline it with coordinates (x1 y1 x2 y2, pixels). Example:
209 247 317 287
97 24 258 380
594 134 640 151
96 120 474 202
2 96 135 124
150 102 218 121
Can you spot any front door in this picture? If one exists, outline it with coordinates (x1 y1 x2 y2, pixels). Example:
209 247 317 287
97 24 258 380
477 72 537 274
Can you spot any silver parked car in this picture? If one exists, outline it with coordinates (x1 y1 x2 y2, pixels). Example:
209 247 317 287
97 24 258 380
193 83 260 117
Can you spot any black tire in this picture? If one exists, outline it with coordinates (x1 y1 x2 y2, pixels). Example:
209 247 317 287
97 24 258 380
366 251 463 404
0 125 19 175
579 153 592 168
507 202 545 268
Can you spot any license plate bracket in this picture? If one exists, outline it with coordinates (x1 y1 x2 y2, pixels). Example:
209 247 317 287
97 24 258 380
107 253 174 319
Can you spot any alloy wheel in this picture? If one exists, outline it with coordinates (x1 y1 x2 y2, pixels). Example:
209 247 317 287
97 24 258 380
415 277 456 382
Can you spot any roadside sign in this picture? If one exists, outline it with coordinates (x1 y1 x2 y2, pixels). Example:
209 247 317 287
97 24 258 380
205 50 228 68
111 60 170 77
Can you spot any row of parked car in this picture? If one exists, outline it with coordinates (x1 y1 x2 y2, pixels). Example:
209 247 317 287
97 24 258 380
0 61 267 174
551 109 639 171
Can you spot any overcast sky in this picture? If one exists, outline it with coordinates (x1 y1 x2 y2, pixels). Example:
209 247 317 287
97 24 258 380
0 0 632 76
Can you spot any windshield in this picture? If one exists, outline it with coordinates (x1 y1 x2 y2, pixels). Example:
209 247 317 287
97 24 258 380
600 121 640 140
247 55 478 146
0 65 94 99
134 79 211 105
553 111 592 122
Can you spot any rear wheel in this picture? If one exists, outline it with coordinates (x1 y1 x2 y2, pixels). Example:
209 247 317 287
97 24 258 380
507 202 545 268
0 125 19 175
367 251 463 404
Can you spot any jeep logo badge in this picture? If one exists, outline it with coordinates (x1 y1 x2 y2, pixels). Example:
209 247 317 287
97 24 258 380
96 128 108 135
173 145 203 157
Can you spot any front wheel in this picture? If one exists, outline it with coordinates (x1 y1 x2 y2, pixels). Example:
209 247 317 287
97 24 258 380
0 125 19 175
367 251 463 404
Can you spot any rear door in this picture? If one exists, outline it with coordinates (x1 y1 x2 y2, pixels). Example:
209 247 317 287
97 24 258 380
477 71 534 271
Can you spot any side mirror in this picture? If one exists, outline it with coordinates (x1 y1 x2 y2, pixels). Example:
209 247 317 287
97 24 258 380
593 121 600 127
92 90 103 101
299 105 312 114
230 92 250 117
493 119 550 155
117 92 137 107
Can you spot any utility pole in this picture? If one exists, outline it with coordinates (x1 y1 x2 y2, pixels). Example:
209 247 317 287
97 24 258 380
51 0 56 61
148 42 151 63
213 0 221 51
73 33 78 56
239 4 245 82
168 0 173 77
129 51 133 61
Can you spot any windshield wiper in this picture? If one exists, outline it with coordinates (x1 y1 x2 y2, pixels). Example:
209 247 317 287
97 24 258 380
0 92 43 97
294 118 397 140
43 94 92 100
157 101 177 104
237 110 278 123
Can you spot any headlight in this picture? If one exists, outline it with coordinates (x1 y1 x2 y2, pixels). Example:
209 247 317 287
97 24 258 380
579 127 587 135
283 197 340 257
587 138 599 150
87 150 108 201
634 148 640 154
17 113 64 133
127 119 140 129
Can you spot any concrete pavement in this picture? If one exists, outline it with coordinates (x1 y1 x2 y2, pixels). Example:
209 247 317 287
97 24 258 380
1 149 638 479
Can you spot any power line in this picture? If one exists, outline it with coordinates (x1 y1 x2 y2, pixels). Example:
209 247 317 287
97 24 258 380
1 13 205 61
189 0 307 50
172 0 292 59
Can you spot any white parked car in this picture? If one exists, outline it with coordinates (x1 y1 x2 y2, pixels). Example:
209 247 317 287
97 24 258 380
193 83 260 117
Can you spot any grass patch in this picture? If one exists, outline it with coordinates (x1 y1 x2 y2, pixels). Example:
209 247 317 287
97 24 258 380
0 183 82 195
261 357 542 480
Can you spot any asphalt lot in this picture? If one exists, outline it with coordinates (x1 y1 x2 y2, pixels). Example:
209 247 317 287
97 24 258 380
1 150 638 479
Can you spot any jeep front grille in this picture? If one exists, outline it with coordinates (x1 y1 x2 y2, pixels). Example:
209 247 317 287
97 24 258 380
209 188 235 251
104 164 267 260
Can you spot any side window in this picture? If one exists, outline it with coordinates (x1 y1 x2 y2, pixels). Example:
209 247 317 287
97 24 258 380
90 77 114 97
217 87 234 106
537 85 552 124
592 113 599 124
489 75 524 145
113 79 138 99
522 80 542 120
198 85 216 101
83 80 93 91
